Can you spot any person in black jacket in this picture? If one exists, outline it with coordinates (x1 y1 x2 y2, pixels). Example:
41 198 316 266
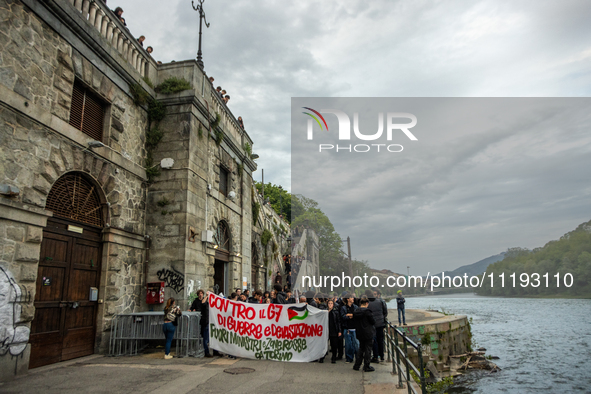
396 290 406 325
305 290 318 308
248 289 263 304
273 284 287 304
333 292 348 360
326 299 342 363
340 294 359 363
285 290 295 304
375 289 388 362
347 296 376 372
189 289 212 357
365 289 388 363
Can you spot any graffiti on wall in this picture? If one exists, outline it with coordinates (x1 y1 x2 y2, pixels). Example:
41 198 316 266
156 267 184 293
0 267 30 357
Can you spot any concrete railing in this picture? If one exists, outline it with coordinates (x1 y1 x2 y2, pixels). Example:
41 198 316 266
67 0 152 78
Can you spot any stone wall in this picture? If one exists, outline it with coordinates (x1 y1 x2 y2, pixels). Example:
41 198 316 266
144 62 256 307
0 200 50 381
0 0 261 379
391 311 472 369
0 0 70 118
0 0 149 377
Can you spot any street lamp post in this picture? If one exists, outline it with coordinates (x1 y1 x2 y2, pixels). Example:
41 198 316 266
191 0 210 69
341 237 354 293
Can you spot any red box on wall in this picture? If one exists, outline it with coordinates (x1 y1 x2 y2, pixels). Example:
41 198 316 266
146 282 165 304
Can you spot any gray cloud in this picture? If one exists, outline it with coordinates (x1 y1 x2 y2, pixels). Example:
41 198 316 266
116 0 591 273
292 98 591 274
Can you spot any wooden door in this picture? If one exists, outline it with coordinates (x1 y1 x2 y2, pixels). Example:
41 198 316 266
29 219 102 368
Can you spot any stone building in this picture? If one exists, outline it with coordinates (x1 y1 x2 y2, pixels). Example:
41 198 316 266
291 228 320 292
0 0 256 379
250 190 291 291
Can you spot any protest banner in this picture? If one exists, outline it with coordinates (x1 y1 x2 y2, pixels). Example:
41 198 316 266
208 293 328 362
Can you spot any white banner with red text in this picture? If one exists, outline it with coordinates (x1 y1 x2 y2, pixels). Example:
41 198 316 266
208 293 328 362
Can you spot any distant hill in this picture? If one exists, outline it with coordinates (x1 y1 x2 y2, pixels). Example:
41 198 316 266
435 253 506 277
477 220 591 298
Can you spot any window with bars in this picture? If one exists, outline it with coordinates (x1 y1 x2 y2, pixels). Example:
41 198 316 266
69 81 105 142
219 166 229 196
213 221 230 251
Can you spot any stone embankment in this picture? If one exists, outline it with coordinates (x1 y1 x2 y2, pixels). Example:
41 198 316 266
387 309 472 376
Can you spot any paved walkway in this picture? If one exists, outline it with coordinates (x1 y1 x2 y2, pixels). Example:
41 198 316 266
0 352 416 394
1 309 447 393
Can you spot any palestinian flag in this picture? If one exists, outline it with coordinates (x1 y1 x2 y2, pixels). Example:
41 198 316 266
287 305 309 321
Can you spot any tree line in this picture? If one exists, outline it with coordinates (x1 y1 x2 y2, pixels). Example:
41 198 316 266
476 220 591 298
255 182 381 294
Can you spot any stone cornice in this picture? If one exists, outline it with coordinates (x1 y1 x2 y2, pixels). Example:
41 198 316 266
103 226 146 249
0 198 53 227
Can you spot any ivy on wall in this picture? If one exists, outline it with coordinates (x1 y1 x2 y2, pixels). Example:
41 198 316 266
131 77 192 183
261 229 272 247
130 82 165 183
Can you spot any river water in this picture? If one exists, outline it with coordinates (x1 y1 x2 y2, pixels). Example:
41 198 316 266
386 294 591 393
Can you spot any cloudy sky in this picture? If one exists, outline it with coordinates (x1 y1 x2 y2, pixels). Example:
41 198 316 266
116 1 591 274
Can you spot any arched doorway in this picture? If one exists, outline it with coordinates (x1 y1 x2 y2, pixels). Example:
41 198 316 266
30 173 105 368
213 221 230 295
251 242 259 290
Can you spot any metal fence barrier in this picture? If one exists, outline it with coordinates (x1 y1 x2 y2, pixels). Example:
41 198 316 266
385 319 427 394
109 312 204 358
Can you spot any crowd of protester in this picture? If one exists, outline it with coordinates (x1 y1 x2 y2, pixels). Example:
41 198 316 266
184 284 406 372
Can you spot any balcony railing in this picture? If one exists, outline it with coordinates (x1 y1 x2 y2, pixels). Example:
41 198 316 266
210 89 248 147
66 0 153 78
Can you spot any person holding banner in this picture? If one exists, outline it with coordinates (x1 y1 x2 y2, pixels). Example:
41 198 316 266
189 289 211 357
273 284 287 304
249 289 263 304
340 294 359 363
163 297 182 359
285 290 295 304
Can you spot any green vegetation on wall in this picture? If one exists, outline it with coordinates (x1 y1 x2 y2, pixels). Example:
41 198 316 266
252 201 260 226
261 229 273 247
155 77 192 94
130 81 167 183
255 182 291 223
